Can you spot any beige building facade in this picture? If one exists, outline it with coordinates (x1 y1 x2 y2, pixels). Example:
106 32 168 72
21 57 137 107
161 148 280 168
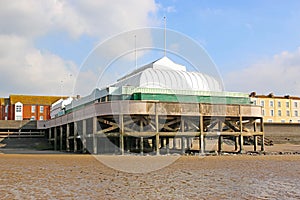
250 92 300 123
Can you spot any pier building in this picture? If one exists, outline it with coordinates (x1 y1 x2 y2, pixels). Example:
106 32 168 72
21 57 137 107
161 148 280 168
38 57 264 154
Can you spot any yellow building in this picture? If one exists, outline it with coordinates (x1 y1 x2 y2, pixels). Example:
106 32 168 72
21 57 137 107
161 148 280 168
250 92 300 123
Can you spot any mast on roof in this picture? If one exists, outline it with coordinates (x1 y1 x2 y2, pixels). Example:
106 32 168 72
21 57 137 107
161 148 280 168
164 16 167 57
134 35 137 70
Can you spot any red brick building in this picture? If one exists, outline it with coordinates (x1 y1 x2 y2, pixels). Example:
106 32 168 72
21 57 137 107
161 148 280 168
0 95 65 121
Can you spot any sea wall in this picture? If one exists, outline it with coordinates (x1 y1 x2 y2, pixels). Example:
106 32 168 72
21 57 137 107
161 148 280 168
264 123 300 144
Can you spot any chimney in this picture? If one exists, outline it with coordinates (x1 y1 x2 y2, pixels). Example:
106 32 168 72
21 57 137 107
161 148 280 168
249 92 256 97
268 92 274 97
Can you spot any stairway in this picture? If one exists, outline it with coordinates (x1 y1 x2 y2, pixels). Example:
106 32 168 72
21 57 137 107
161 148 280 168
246 136 273 146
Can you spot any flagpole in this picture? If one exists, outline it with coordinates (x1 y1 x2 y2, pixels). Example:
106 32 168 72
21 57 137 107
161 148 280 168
164 16 166 57
135 35 137 70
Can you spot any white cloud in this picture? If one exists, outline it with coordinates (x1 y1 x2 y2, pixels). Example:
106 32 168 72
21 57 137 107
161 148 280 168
165 6 176 13
0 0 160 97
0 0 158 39
0 35 77 96
224 48 300 96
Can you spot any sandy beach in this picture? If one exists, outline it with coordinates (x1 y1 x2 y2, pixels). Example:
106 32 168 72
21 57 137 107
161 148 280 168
0 153 300 200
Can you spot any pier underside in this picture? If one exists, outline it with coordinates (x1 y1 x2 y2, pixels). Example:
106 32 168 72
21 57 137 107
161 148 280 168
39 101 264 155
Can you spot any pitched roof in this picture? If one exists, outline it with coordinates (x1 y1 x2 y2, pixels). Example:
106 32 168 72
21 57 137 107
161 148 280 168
9 95 67 105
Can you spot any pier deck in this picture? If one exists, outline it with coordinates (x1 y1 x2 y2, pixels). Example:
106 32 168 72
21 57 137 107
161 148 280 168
38 101 264 154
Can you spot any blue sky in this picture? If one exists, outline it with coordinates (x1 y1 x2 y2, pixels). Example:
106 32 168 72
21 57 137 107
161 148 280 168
170 0 300 71
1 0 300 96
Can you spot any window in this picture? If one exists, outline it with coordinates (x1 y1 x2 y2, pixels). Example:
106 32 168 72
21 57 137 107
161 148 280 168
270 110 274 116
269 100 274 107
253 100 257 105
31 105 36 113
260 100 265 107
40 106 44 113
4 116 7 120
30 116 35 120
287 110 290 116
39 116 44 120
294 102 298 108
278 110 282 116
16 105 22 112
295 110 298 117
262 109 265 116
281 119 285 123
15 116 22 120
5 105 8 113
278 101 281 107
268 119 273 122
286 102 289 108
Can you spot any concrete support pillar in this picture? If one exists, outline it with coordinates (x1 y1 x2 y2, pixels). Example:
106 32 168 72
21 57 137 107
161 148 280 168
173 137 176 150
127 137 131 152
152 137 156 152
239 135 244 153
253 121 258 152
92 117 97 154
239 116 244 153
54 127 57 151
235 136 239 151
48 128 52 144
155 103 160 155
82 121 87 153
200 134 205 154
218 119 222 154
140 119 144 155
74 122 77 152
181 119 185 154
218 119 223 131
59 126 63 151
114 138 118 154
155 134 160 155
140 137 144 155
254 135 258 152
218 135 223 154
135 139 139 150
181 118 185 133
199 115 205 154
261 118 265 151
160 138 164 148
166 137 170 154
66 123 70 152
261 135 265 151
254 121 257 132
186 137 190 150
181 137 185 154
119 114 124 155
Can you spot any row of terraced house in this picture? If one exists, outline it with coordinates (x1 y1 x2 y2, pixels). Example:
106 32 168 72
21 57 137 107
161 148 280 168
250 92 300 123
0 95 66 121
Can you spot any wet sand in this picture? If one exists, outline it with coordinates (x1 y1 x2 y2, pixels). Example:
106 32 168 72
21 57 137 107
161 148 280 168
0 154 300 199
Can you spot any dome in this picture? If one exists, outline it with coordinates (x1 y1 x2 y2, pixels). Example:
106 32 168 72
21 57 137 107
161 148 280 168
112 57 222 92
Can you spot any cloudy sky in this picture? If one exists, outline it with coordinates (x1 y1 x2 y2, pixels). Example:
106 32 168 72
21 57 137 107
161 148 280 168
1 0 300 97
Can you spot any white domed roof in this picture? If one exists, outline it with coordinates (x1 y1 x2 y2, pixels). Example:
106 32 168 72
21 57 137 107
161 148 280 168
112 57 222 92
